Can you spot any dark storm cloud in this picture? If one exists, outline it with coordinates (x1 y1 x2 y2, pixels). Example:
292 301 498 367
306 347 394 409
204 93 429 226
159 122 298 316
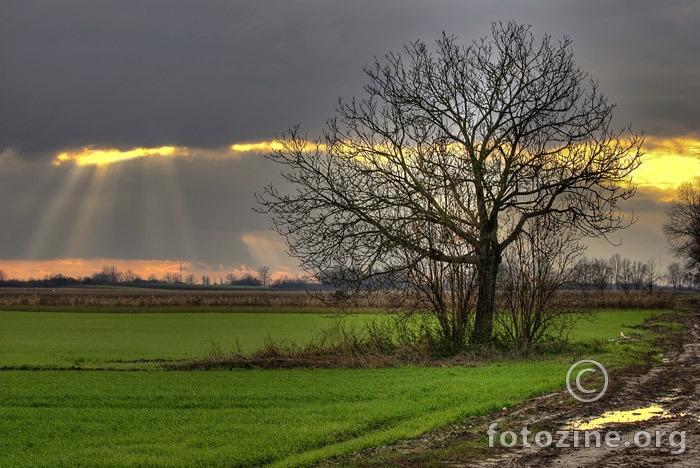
2 0 699 161
1 0 698 271
0 0 439 159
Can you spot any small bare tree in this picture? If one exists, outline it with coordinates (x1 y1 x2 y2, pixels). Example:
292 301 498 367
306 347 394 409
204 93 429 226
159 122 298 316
573 257 611 293
616 257 634 294
630 260 647 291
666 262 683 290
257 22 642 345
122 269 139 283
644 259 658 294
161 272 182 284
497 217 583 350
664 181 700 276
95 265 122 284
257 266 271 286
225 273 237 285
0 269 6 282
184 273 196 285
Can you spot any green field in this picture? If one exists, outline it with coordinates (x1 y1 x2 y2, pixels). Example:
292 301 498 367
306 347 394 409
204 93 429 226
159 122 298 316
0 312 363 369
0 309 665 467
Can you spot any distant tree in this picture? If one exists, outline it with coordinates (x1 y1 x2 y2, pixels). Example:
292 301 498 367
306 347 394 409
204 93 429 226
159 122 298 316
667 262 683 290
630 260 647 291
609 253 623 290
201 275 211 285
590 258 612 293
271 276 311 290
122 269 139 283
232 273 263 287
93 265 122 284
225 273 237 285
147 273 159 282
162 272 182 284
0 269 6 282
257 22 642 344
664 181 700 271
574 257 611 292
184 273 196 285
257 266 271 286
616 257 634 294
644 259 659 294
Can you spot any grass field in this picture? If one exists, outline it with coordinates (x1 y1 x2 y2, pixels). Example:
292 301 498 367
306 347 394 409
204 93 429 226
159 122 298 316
0 312 359 369
0 308 668 467
0 364 568 467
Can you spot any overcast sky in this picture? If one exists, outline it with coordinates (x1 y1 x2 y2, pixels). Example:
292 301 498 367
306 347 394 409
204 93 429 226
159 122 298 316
1 0 699 279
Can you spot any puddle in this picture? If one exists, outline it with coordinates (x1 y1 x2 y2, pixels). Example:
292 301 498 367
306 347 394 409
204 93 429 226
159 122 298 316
568 406 684 431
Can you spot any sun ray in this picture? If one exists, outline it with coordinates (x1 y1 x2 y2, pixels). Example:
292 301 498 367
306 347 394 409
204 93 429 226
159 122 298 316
64 164 115 258
25 165 89 260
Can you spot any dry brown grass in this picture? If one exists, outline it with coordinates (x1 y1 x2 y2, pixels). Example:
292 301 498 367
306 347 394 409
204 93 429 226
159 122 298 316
572 290 675 310
0 287 678 311
169 319 474 370
0 288 328 310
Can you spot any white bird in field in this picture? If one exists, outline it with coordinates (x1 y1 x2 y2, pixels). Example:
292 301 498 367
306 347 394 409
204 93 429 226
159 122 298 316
620 331 627 339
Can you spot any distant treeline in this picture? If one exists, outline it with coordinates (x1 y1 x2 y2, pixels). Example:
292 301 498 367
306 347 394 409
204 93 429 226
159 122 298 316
0 265 326 291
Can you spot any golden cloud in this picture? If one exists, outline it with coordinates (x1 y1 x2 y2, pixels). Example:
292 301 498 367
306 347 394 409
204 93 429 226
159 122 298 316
635 137 700 190
54 146 186 166
51 141 290 167
49 137 700 193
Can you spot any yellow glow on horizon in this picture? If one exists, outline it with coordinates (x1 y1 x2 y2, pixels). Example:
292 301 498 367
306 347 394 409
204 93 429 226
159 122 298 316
230 141 283 152
634 137 700 190
54 146 182 166
0 258 295 282
48 137 700 192
51 140 294 167
230 141 323 153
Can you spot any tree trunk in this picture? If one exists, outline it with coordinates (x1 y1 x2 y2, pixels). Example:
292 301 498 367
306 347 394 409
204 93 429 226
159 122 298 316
472 240 500 344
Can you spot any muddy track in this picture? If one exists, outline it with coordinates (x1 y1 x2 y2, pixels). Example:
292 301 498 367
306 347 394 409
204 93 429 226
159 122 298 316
470 312 700 467
322 311 700 467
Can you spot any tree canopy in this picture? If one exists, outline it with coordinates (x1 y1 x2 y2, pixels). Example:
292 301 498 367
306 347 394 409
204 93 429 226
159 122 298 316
257 22 642 344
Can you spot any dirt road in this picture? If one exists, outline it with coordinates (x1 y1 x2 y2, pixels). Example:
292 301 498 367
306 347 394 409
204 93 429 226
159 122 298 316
472 312 700 467
326 311 700 467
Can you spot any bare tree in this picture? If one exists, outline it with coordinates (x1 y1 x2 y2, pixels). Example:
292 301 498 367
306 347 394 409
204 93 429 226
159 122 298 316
664 181 700 274
257 266 271 286
590 258 613 293
94 265 122 284
609 253 622 290
644 259 658 294
615 257 634 294
497 218 584 350
122 269 139 283
201 275 211 285
630 260 647 291
184 273 196 285
162 272 182 284
666 262 683 290
225 273 236 285
0 269 6 282
573 257 611 293
257 22 642 344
